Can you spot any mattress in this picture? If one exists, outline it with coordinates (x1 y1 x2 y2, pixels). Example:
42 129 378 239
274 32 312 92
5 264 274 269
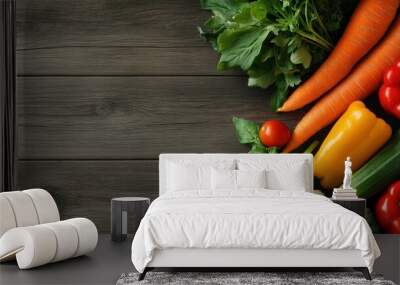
131 190 380 273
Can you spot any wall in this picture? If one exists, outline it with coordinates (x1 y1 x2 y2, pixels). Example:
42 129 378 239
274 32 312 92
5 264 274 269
15 0 304 231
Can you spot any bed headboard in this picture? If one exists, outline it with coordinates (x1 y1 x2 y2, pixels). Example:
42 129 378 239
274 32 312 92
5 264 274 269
159 153 313 196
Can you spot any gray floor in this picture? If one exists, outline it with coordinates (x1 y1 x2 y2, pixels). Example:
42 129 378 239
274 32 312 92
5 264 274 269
0 234 134 285
1 234 398 285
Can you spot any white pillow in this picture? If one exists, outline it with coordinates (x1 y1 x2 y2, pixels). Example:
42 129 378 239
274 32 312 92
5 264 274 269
237 159 308 191
167 163 210 191
166 159 235 192
236 169 267 189
267 162 307 191
211 169 236 190
211 169 268 191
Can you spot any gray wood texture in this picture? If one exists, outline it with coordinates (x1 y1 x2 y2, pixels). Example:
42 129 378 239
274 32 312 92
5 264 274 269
17 47 241 76
17 160 158 232
16 0 208 49
17 76 303 159
16 0 304 231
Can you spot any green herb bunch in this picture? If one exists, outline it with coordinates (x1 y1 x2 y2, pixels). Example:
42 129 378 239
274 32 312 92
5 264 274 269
199 0 352 110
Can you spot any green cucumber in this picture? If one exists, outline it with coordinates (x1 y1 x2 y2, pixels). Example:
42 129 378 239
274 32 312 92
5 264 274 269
353 129 400 199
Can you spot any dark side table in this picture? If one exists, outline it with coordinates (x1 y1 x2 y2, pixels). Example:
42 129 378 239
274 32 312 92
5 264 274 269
332 198 366 218
111 197 150 242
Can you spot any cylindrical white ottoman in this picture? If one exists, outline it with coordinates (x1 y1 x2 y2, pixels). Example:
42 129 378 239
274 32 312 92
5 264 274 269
0 218 98 269
0 189 98 269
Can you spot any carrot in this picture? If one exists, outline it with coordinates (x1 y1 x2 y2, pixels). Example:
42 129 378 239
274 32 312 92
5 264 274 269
283 17 400 153
279 0 400 112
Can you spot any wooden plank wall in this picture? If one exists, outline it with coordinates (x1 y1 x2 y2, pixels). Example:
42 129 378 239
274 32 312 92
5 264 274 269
15 0 304 231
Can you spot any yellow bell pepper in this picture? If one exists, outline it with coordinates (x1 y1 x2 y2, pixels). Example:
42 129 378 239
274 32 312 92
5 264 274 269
314 101 392 189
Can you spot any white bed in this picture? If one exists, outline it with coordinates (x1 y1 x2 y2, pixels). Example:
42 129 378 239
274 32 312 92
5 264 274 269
131 154 380 280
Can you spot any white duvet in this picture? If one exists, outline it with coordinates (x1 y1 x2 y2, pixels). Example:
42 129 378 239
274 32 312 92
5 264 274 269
131 190 380 273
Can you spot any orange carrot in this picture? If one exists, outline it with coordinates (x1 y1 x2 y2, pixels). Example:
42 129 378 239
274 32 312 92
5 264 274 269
279 0 400 112
283 17 400 153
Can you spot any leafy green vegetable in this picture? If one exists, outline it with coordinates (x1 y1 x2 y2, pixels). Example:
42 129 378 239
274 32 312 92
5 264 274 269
200 0 247 19
219 27 271 70
232 116 259 144
232 116 279 153
290 46 312 69
248 65 275 88
200 0 356 110
250 142 269 153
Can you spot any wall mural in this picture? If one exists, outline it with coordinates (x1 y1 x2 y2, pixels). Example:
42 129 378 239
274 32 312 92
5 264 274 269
15 0 399 233
199 0 400 234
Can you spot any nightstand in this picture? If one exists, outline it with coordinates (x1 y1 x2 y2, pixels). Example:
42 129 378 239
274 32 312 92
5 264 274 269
331 198 366 218
111 197 150 242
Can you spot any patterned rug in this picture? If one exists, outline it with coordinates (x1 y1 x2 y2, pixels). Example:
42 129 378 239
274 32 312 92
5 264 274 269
116 271 395 285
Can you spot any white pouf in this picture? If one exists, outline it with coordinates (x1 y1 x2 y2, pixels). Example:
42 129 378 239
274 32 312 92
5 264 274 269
23 188 60 224
0 195 17 237
65 218 98 257
0 189 98 269
1 191 40 227
0 225 57 268
42 221 79 262
0 218 98 269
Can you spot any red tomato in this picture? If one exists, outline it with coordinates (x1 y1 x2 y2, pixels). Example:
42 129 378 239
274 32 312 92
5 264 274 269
379 85 400 119
259 120 291 147
383 60 400 86
375 181 400 234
